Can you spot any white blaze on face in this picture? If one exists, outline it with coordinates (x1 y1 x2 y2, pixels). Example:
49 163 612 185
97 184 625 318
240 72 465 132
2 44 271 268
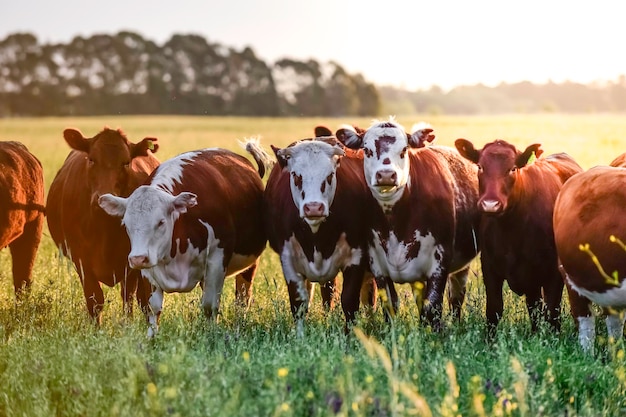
123 186 185 268
362 121 410 206
279 141 343 233
369 229 444 284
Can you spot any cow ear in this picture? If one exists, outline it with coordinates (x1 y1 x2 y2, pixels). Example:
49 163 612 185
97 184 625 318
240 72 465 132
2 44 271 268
271 145 289 168
455 139 480 163
335 128 363 149
408 123 435 148
516 144 542 168
132 137 159 158
98 194 128 218
172 192 197 214
63 128 90 153
314 125 333 137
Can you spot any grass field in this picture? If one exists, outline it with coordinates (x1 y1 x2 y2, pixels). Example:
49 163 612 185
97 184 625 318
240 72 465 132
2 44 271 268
0 114 625 416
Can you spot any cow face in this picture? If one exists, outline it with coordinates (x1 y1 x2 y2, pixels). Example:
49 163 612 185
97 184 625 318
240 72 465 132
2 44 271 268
336 119 434 207
273 140 344 233
98 186 197 268
64 127 158 207
455 138 542 214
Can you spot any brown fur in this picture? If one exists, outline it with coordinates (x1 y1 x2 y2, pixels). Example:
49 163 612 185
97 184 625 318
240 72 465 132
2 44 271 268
46 127 160 323
0 141 45 298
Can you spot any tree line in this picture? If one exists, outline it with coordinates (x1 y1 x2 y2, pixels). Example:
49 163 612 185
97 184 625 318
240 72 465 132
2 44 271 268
1 31 625 117
0 32 379 117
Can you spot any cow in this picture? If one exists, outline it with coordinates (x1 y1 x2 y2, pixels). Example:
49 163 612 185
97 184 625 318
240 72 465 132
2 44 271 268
455 138 582 333
0 141 45 299
98 146 267 337
336 118 480 329
554 163 626 352
46 127 160 323
248 126 380 333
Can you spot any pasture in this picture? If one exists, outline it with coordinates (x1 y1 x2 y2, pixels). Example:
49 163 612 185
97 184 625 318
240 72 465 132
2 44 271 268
0 114 625 416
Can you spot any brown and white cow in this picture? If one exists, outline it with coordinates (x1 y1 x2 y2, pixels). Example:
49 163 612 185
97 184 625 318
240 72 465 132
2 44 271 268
0 141 45 299
99 147 267 337
249 127 379 332
336 118 480 328
456 138 582 332
554 163 626 351
46 127 160 322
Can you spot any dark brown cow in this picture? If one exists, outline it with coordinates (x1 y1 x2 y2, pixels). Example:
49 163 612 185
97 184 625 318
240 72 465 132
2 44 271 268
456 138 582 332
99 147 267 337
249 127 379 332
336 118 480 328
46 127 160 322
554 163 626 351
0 141 45 298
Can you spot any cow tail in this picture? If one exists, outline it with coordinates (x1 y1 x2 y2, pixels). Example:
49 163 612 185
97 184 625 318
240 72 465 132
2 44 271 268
240 136 276 179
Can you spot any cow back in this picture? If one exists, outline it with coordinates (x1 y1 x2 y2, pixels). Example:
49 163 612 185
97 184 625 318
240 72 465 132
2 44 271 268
151 149 266 259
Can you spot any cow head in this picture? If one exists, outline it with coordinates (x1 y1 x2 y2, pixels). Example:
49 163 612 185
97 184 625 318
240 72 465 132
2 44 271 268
63 127 159 208
271 138 345 233
99 186 197 269
455 138 542 215
336 118 434 207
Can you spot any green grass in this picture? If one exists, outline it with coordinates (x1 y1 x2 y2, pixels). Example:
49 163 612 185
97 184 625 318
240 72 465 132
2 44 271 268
0 114 625 416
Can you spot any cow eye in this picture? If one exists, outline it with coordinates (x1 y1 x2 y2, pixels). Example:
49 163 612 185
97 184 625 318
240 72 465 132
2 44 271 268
510 167 518 174
476 164 483 172
326 173 334 184
400 147 408 158
88 159 95 167
157 219 165 228
123 162 130 169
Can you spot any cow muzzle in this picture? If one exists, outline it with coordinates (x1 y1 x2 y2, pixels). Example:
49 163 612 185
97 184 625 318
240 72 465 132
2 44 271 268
128 255 152 269
479 199 504 214
303 201 326 219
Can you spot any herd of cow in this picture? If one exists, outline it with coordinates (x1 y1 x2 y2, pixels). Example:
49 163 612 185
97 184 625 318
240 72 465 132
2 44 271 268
0 117 624 352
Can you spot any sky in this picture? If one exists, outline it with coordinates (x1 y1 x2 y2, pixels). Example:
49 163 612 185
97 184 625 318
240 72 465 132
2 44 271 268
1 0 625 91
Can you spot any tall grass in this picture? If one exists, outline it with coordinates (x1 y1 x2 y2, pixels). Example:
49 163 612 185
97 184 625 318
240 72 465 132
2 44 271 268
0 114 625 416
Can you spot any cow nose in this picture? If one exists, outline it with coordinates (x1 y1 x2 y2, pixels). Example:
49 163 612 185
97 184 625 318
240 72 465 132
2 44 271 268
480 199 502 213
375 170 397 186
303 202 325 218
129 255 150 269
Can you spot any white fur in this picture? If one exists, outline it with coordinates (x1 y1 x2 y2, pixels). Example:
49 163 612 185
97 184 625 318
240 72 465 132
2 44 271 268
369 229 444 284
578 316 596 353
566 275 626 308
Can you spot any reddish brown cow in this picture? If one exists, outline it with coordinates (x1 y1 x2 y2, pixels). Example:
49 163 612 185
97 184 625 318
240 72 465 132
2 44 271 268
456 138 582 332
0 141 45 298
250 127 380 332
46 127 160 322
554 163 626 351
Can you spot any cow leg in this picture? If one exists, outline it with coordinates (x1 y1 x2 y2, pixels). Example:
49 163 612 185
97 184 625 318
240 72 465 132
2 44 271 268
375 276 397 322
447 266 469 320
235 260 258 308
201 266 227 320
135 273 152 320
320 277 338 311
147 286 163 338
360 272 378 309
605 309 625 342
81 276 105 325
8 217 43 299
483 265 504 334
525 288 543 333
341 265 366 332
422 272 448 331
542 276 564 332
564 280 595 352
119 273 138 317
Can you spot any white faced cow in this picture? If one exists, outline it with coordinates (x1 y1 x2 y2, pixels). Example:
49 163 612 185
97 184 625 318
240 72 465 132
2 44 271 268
99 147 267 337
336 118 480 328
248 127 380 333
